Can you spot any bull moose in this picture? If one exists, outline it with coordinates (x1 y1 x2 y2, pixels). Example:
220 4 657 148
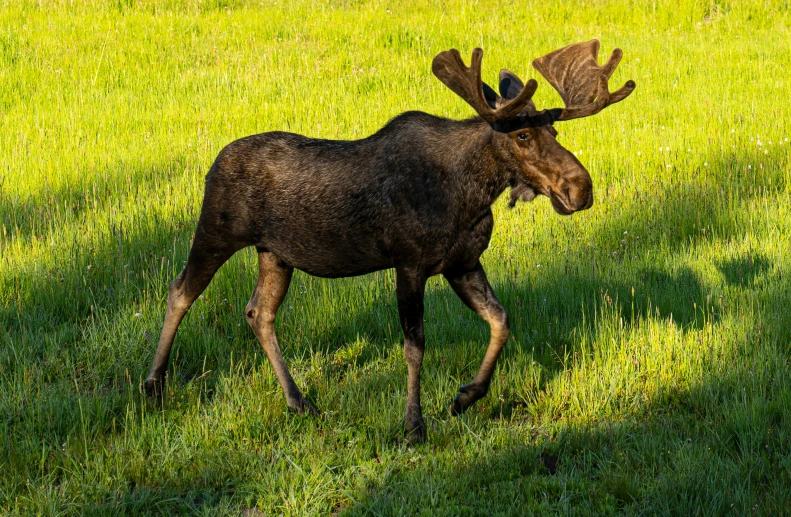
144 40 635 443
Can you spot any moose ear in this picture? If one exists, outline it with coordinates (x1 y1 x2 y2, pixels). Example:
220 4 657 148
498 69 538 112
498 69 524 100
481 81 499 109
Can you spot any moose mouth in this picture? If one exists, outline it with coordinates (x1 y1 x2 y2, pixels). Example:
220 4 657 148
549 191 575 215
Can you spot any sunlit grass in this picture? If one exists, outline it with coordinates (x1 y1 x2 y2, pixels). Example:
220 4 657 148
1 0 790 514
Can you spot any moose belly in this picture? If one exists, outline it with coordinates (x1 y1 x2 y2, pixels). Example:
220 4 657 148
261 224 393 279
254 199 489 279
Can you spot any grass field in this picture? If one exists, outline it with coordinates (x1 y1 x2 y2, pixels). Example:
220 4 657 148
2 0 791 514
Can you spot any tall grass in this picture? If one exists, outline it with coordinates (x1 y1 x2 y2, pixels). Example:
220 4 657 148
1 0 790 514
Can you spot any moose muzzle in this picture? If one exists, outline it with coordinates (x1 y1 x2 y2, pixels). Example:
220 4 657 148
549 169 594 215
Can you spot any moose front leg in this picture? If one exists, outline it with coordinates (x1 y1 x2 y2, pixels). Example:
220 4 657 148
396 266 428 444
444 262 509 416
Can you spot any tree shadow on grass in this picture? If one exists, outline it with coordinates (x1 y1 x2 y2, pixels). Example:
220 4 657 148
0 154 194 244
343 386 791 515
3 145 790 513
3 143 786 396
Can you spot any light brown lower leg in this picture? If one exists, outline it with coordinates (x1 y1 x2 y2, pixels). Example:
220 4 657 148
444 262 509 415
145 236 239 394
245 251 317 415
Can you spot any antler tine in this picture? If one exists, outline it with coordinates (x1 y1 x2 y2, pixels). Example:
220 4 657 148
600 48 621 78
532 40 636 122
432 48 538 125
432 48 494 123
499 78 539 120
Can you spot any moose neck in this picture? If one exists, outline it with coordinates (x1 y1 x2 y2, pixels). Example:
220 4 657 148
443 118 513 217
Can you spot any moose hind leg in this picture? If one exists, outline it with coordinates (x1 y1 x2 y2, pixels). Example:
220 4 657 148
443 262 509 416
246 251 317 415
396 267 428 444
145 230 241 395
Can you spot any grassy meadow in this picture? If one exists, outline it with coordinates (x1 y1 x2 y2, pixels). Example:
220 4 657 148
2 0 791 514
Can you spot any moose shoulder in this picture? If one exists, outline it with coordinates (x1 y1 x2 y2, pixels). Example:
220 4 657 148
144 40 635 443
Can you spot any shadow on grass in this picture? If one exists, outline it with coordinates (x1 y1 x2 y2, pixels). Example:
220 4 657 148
0 154 193 243
2 145 790 513
343 370 791 516
3 143 788 402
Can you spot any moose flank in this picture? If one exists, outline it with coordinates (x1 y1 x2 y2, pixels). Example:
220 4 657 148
144 40 635 443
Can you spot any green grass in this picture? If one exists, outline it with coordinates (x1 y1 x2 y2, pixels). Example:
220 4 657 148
2 0 790 514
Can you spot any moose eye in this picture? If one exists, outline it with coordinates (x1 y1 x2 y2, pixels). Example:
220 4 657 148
517 132 529 141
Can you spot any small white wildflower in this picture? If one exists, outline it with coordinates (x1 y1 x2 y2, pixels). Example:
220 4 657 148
665 146 670 151
748 165 752 169
687 148 691 152
764 150 768 154
623 231 628 236
536 264 542 269
704 162 709 167
757 140 762 147
134 312 141 318
86 264 92 270
731 129 735 134
637 151 641 156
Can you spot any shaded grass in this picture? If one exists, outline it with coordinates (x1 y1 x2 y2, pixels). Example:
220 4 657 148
2 0 791 514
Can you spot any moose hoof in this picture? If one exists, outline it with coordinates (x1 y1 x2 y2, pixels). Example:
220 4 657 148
287 397 319 416
144 376 165 398
405 417 427 445
450 382 488 416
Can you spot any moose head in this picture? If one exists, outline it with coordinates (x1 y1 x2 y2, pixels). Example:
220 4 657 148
432 40 636 215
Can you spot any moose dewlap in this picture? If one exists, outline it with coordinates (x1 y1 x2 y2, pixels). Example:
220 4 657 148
144 40 635 443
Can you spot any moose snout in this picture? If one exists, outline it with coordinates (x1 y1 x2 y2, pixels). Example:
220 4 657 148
550 174 593 215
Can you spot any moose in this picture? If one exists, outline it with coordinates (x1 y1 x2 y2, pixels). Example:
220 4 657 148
144 40 635 443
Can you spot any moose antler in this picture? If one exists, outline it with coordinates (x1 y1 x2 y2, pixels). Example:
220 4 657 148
532 39 635 121
432 48 538 125
432 41 635 128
